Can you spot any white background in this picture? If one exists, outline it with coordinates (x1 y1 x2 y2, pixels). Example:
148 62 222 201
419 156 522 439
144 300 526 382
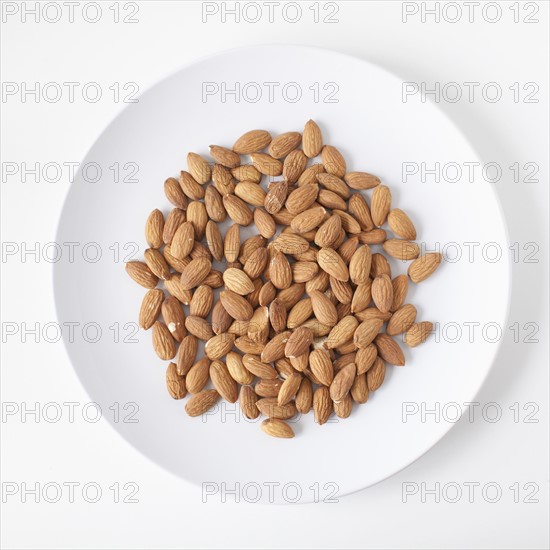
1 1 549 549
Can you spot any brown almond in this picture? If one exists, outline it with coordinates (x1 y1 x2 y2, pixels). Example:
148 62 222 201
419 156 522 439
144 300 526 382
391 275 409 311
295 378 313 414
285 326 313 358
226 352 254 385
145 209 164 249
186 201 208 239
356 344 377 375
351 373 369 404
286 183 319 214
309 349 334 386
224 223 240 263
269 131 302 158
321 145 346 177
283 149 307 183
220 290 254 321
374 333 405 366
269 298 287 333
166 362 186 399
223 194 253 226
126 261 158 289
261 418 295 438
261 331 292 363
179 170 205 200
243 354 278 379
367 357 385 391
291 206 326 233
232 164 262 183
185 389 220 417
161 296 186 341
353 318 384 349
317 172 350 198
309 290 338 326
176 334 198 375
270 250 292 290
303 119 323 158
349 245 372 285
287 298 313 329
210 145 240 168
185 357 211 394
239 386 260 419
388 208 416 240
264 180 288 214
329 363 356 402
164 177 189 210
298 163 325 186
371 275 393 313
187 152 211 184
163 208 186 245
313 386 332 425
387 304 417 336
256 397 297 420
251 152 283 176
317 248 349 282
233 129 271 154
152 321 176 360
254 208 277 239
223 268 255 295
408 253 443 283
171 222 194 260
205 333 235 360
371 185 391 227
383 239 420 261
185 316 214 340
278 373 302 406
210 360 238 403
273 233 309 255
404 321 434 347
180 257 211 290
349 193 374 231
139 289 164 329
344 171 380 190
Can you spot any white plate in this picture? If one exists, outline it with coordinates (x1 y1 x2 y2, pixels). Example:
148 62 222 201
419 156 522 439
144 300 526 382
54 45 510 503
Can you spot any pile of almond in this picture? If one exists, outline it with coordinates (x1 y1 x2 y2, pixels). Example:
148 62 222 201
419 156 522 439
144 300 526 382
126 121 441 438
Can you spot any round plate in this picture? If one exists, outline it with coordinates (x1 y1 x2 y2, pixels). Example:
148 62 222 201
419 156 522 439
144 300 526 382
54 45 510 503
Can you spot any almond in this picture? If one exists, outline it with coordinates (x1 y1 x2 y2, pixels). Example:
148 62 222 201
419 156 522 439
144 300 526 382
383 239 420 261
126 261 158 289
239 385 260 419
317 248 349 281
334 394 353 418
309 290 338 326
166 362 187 399
261 418 295 438
292 261 319 283
278 373 302 406
388 209 416 240
298 163 325 186
371 275 393 313
374 333 405 366
325 315 359 349
226 352 254 385
391 275 409 311
210 144 240 168
268 131 302 158
180 257 212 290
145 209 164 249
185 389 220 417
348 194 374 231
251 152 283 176
163 208 186 245
210 360 238 402
256 397 297 420
223 268 255 295
269 298 287 333
185 316 214 340
408 253 443 283
189 285 214 318
283 149 307 183
295 378 313 414
244 247 269 280
315 214 342 248
353 318 384 349
243 354 278 379
349 245 372 285
220 290 254 321
205 333 235 360
285 326 313 358
286 183 319 214
367 357 385 391
254 208 277 239
321 145 346 177
139 289 164 329
303 119 323 158
371 185 391 227
235 181 267 206
224 223 240 262
317 189 347 210
291 206 326 233
329 363 356 402
187 152 211 184
351 373 369 404
317 172 350 198
233 129 271 154
186 357 211 394
255 378 284 398
270 250 292 290
186 201 208 239
264 180 288 214
387 304 417 336
358 228 387 245
179 170 205 200
212 163 235 195
248 306 270 343
232 164 262 183
171 222 194 259
404 321 434 347
223 194 253 226
164 177 189 210
344 172 380 190
152 321 176 360
161 296 186 341
273 233 309 255
309 349 334 386
350 281 372 314
313 386 332 425
176 334 198 375
287 298 313 329
261 331 292 363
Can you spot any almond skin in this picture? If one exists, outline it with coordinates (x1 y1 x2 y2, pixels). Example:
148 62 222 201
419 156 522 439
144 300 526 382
344 172 380 190
313 386 332 425
205 333 235 360
408 253 443 283
387 304 417 336
239 385 260 419
349 245 372 285
176 334 198 375
233 129 271 154
185 389 220 417
383 239 420 261
374 333 405 366
285 327 313 358
145 209 164 249
187 152 211 184
371 185 391 227
186 358 211 394
180 258 212 290
286 184 320 215
220 290 254 321
268 131 302 158
404 322 434 347
223 268 255 295
303 120 323 158
283 149 308 184
329 363 356 402
321 145 346 177
166 362 187 399
391 275 409 311
152 321 176 360
325 315 359 349
261 418 295 438
139 289 164 329
161 296 187 341
317 248 349 282
309 349 334 386
388 208 416 240
309 290 338 326
210 145 240 168
210 360 238 403
371 275 393 313
278 373 302 406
